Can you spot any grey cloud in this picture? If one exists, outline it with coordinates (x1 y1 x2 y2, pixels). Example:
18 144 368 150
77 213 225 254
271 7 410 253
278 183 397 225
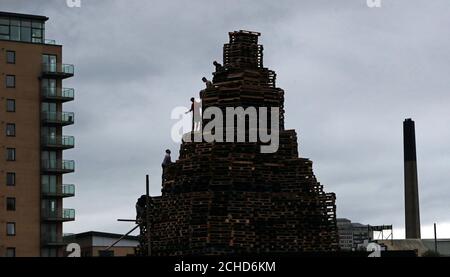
2 0 450 237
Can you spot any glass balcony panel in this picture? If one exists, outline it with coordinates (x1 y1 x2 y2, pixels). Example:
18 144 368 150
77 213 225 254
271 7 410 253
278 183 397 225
42 208 75 221
63 160 75 171
41 184 75 197
62 184 75 195
42 63 75 77
63 209 75 220
62 88 74 98
44 39 56 45
41 159 75 172
41 112 75 125
42 135 75 148
42 234 63 244
62 64 74 74
41 87 74 101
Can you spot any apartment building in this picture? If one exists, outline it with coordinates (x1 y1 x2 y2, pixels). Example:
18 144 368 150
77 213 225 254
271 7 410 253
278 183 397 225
0 11 75 257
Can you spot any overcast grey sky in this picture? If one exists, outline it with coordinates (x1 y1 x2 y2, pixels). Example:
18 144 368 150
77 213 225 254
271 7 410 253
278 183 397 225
2 0 449 238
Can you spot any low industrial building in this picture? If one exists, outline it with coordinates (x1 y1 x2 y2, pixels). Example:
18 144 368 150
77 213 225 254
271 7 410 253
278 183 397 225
64 231 138 257
378 239 450 257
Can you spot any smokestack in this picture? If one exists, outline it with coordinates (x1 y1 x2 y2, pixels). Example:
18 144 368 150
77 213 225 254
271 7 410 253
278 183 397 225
403 118 421 239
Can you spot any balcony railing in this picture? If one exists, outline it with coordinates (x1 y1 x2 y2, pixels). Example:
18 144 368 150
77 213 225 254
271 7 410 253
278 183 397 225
41 160 75 173
41 87 74 102
41 111 74 126
41 135 75 149
63 209 76 221
41 234 65 246
42 208 75 222
42 63 75 79
44 39 57 45
63 184 75 195
42 184 75 198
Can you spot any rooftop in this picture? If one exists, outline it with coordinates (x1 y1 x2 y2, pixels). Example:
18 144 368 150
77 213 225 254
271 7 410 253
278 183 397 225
0 11 48 21
64 231 139 241
0 11 59 45
378 239 450 256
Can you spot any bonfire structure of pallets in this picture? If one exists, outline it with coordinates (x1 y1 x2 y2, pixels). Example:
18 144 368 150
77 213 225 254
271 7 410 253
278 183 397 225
136 30 339 256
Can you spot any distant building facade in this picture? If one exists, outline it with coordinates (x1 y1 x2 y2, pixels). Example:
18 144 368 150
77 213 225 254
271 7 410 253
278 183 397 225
351 222 372 250
337 218 353 250
337 218 392 251
64 231 138 257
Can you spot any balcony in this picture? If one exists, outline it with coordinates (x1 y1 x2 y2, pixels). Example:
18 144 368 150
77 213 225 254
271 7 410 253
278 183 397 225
41 235 65 246
41 111 74 126
41 87 74 102
42 184 75 198
42 208 75 222
41 135 75 150
41 160 75 174
41 63 74 79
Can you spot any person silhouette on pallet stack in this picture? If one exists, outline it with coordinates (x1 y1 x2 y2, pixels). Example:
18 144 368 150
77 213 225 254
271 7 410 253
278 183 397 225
185 97 202 132
161 149 172 182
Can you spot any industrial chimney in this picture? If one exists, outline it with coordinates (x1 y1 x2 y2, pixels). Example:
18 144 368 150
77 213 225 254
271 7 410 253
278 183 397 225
403 118 421 239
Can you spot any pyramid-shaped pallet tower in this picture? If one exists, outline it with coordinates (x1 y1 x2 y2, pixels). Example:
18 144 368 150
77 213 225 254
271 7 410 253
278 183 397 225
138 31 339 255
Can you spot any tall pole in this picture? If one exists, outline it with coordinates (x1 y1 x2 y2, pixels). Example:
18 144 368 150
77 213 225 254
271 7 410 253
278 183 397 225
146 175 151 256
434 223 438 253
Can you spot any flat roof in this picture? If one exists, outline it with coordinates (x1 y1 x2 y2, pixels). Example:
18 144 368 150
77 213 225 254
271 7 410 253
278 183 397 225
64 231 139 240
0 11 49 21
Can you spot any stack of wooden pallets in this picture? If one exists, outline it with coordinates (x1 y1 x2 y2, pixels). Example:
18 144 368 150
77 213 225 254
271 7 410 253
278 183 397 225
136 30 338 256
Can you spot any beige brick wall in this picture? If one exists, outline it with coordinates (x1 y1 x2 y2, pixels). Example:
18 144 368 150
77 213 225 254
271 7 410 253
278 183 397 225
0 40 62 257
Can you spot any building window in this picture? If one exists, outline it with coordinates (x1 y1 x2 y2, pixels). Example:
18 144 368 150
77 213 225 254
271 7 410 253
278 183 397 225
20 24 31 43
6 248 16 257
7 222 16 236
42 175 57 194
41 79 57 97
0 17 9 40
6 99 15 112
10 24 19 41
6 75 15 88
42 55 57 72
0 17 45 42
0 26 9 37
6 148 16 161
42 199 58 217
98 250 114 257
0 17 44 43
32 28 42 43
7 198 16 211
6 51 16 64
6 123 16 137
7 172 16 186
41 223 57 245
